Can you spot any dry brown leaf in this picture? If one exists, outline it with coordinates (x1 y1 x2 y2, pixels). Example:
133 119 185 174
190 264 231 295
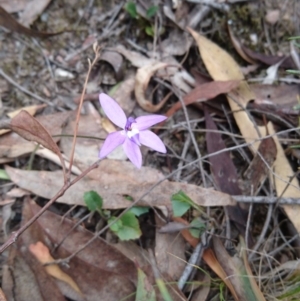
212 237 266 301
0 111 71 161
0 6 63 38
242 137 277 195
113 241 149 268
242 46 296 69
0 199 15 206
189 28 300 231
164 80 240 119
135 62 169 112
9 110 65 172
0 288 7 301
110 74 136 116
19 0 52 26
60 111 106 169
251 84 299 108
5 162 236 209
35 148 81 175
28 200 137 300
115 44 195 94
2 247 65 301
155 215 186 280
29 242 82 295
114 44 156 68
16 198 134 301
190 274 211 301
161 31 192 56
99 50 123 81
0 104 47 136
6 187 30 198
187 28 259 149
228 25 257 65
204 108 253 245
7 104 47 119
0 0 28 13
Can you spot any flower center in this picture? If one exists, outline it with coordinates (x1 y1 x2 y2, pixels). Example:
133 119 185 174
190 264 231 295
125 117 139 138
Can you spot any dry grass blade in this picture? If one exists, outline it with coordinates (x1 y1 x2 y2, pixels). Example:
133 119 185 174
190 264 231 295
212 236 266 301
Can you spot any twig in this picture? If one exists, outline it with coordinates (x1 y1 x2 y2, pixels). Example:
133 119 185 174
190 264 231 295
249 204 273 263
0 68 56 108
53 212 92 252
185 0 229 11
233 195 300 205
177 92 208 187
268 233 300 257
175 132 192 181
245 201 253 250
31 38 59 93
67 43 101 179
177 238 205 290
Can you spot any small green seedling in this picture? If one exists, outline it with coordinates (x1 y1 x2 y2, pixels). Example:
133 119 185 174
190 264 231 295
84 191 143 241
171 190 203 217
124 2 162 37
108 211 142 241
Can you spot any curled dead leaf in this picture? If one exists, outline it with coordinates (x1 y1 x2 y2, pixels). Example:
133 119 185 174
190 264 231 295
9 110 66 175
135 62 170 112
100 50 124 81
0 104 46 137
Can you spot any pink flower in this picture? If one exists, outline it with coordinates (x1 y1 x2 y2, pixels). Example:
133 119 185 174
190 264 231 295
99 93 167 168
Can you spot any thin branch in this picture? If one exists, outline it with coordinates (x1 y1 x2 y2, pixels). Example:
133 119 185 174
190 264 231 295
0 68 56 108
67 44 101 179
233 195 300 205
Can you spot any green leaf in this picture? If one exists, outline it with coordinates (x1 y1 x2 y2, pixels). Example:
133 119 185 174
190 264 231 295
171 191 192 217
109 216 123 232
109 211 142 240
146 5 158 18
84 191 103 212
125 2 138 19
135 267 156 301
145 26 155 37
171 191 203 217
189 218 206 238
0 169 10 180
129 206 149 216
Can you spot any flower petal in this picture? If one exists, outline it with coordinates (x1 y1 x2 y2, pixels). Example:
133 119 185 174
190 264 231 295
99 93 127 129
99 131 126 159
135 115 167 131
123 138 142 168
139 130 166 153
